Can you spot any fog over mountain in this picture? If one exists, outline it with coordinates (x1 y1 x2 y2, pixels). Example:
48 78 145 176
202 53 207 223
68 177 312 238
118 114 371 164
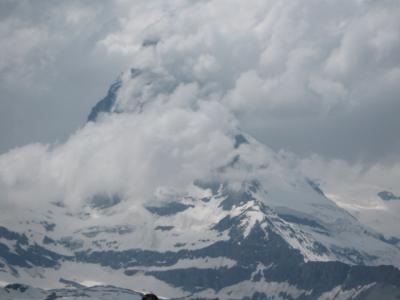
1 0 399 238
0 1 400 299
1 0 400 161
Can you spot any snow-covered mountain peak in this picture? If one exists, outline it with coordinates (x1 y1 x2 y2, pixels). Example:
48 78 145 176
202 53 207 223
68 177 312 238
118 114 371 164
1 69 400 299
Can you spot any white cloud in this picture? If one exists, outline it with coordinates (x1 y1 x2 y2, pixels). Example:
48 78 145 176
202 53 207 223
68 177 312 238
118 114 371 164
0 77 238 211
2 0 400 161
93 0 400 162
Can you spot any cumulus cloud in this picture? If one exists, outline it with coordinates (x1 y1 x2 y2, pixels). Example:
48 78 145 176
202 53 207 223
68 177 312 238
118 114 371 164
97 0 400 163
0 76 239 211
2 0 400 162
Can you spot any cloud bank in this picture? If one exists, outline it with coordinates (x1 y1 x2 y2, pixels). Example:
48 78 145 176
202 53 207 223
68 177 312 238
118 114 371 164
0 93 238 210
1 1 400 236
1 0 400 163
98 0 400 163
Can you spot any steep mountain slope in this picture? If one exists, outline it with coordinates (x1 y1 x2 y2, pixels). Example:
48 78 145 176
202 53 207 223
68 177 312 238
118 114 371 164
1 69 400 299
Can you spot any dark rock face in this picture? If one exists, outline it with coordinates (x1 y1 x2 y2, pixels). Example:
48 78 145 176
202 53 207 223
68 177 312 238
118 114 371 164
378 190 400 201
277 214 327 231
146 202 194 216
40 221 56 232
353 283 400 300
59 278 85 289
234 134 249 149
89 194 122 209
306 178 325 197
193 180 221 195
59 237 84 251
150 266 252 292
219 182 258 211
5 283 29 292
142 39 160 47
0 226 66 269
79 225 134 238
43 236 55 244
87 68 142 122
87 80 122 122
0 226 28 245
44 292 58 300
155 226 174 231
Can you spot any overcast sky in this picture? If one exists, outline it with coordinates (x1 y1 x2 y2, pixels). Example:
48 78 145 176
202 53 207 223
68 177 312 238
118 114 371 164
0 0 128 153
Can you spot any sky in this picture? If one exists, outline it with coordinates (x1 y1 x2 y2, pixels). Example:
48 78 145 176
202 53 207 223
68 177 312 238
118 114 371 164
0 0 400 236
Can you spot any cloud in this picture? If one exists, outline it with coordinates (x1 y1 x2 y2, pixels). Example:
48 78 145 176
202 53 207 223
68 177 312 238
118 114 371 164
0 78 239 211
96 0 400 163
1 0 400 237
1 0 399 163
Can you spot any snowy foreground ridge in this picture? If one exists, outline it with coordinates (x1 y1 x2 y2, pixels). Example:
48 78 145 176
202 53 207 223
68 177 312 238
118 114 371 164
1 282 400 300
0 284 143 300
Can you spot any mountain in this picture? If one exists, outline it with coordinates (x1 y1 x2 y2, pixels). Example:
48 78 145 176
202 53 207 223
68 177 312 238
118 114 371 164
1 69 400 299
378 191 400 201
